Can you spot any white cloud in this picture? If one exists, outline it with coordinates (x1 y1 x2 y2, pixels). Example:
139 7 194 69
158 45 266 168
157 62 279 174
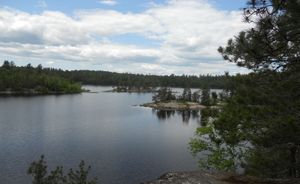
0 0 250 75
98 0 117 6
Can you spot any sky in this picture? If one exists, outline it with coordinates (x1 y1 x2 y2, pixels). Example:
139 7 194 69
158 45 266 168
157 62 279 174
0 0 251 75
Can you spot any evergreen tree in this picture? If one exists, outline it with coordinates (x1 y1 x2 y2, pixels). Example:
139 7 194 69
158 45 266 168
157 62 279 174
28 155 97 184
200 88 210 106
152 87 175 102
181 88 192 101
211 92 218 105
190 0 300 178
192 91 200 103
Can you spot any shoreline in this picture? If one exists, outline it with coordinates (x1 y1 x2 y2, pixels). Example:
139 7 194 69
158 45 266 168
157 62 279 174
0 89 87 96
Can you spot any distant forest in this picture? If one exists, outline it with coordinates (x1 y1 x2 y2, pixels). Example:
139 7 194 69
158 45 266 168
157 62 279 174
0 61 82 94
61 70 231 89
43 65 231 89
0 60 233 90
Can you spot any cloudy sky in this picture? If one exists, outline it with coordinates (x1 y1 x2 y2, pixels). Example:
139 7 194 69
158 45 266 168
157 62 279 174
0 0 250 75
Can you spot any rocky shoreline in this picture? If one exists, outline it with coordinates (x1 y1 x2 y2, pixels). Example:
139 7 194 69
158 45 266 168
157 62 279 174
143 171 300 184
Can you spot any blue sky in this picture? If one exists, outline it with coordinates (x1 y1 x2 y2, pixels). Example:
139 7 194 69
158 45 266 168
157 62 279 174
1 0 246 13
0 0 250 75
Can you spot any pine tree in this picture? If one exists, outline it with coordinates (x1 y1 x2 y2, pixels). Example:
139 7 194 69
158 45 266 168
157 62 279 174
190 0 300 178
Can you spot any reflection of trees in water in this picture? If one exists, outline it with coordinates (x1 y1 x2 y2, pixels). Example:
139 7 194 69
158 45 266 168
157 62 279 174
152 109 175 120
192 110 201 124
152 109 201 124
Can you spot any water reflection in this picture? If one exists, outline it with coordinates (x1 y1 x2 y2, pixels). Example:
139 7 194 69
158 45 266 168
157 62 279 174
152 109 201 124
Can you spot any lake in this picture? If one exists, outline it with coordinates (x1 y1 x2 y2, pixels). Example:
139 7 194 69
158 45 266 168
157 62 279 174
0 86 201 184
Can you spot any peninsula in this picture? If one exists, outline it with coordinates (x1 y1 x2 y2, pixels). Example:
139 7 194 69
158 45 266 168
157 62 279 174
0 61 84 95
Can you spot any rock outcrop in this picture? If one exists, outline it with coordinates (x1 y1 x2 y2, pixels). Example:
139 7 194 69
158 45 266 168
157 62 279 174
143 171 300 184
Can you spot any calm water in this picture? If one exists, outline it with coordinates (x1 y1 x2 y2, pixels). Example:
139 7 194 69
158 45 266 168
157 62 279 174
0 86 200 184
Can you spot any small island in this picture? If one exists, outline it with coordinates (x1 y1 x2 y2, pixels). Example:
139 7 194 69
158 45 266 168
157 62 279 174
109 86 157 93
141 87 212 110
142 101 206 110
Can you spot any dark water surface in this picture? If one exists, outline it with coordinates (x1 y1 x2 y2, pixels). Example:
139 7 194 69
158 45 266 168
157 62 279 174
0 86 199 184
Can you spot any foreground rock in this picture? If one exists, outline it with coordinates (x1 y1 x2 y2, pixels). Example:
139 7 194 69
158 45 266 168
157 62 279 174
143 171 300 184
143 171 228 184
142 101 206 110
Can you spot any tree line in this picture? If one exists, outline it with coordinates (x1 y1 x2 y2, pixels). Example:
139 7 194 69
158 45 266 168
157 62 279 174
70 72 230 89
0 61 234 91
39 67 232 89
0 61 82 94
